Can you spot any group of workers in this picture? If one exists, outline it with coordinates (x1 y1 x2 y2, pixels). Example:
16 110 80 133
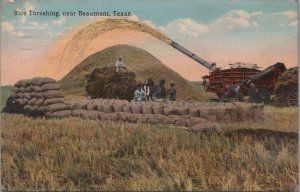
115 57 177 102
133 78 177 102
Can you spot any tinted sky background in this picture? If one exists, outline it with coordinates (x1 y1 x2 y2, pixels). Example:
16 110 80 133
1 0 298 85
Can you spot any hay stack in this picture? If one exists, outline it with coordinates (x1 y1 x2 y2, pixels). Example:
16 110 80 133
85 67 138 100
3 77 70 117
274 67 298 104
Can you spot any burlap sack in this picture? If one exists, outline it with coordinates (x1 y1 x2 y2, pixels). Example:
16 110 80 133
37 106 47 112
48 103 69 113
43 90 63 99
41 83 61 91
216 113 231 123
126 113 138 123
113 103 123 112
30 92 43 98
36 77 56 86
27 98 37 105
83 111 101 120
152 105 164 115
118 112 130 121
100 113 119 121
25 85 33 92
131 104 142 114
199 107 217 122
189 108 200 117
44 98 65 106
30 105 38 111
142 105 153 114
15 79 29 87
32 86 42 93
163 107 177 116
72 109 87 117
87 103 97 111
122 105 131 113
101 104 114 113
16 92 23 98
147 114 163 124
177 107 189 116
164 115 178 124
136 115 150 123
19 87 26 93
69 103 81 110
46 110 72 118
28 77 42 86
24 105 31 110
188 117 209 127
18 98 28 106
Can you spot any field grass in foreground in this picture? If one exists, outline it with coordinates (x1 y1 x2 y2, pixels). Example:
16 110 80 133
222 106 298 133
1 105 298 191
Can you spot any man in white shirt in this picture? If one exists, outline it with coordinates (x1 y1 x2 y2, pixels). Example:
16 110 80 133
134 83 146 101
115 57 124 72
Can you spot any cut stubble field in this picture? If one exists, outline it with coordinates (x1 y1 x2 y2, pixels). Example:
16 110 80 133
1 105 298 191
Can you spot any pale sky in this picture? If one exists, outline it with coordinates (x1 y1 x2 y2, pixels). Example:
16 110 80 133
0 0 298 85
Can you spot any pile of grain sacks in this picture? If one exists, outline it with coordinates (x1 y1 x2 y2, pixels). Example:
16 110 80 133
3 77 265 132
67 99 264 123
3 77 70 117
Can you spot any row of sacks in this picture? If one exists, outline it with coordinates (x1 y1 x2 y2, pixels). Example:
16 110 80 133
46 110 221 132
3 77 70 116
64 99 264 123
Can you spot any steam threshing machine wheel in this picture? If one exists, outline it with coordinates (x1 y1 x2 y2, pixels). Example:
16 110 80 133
287 89 298 107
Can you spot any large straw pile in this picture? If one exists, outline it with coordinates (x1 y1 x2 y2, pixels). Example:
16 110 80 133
85 67 138 100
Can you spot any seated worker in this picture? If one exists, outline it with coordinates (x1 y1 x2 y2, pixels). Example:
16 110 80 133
134 83 146 101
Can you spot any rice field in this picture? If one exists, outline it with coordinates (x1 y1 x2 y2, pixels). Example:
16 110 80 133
1 104 298 191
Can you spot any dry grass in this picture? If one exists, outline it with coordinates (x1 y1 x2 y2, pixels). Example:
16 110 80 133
223 106 298 133
1 106 298 191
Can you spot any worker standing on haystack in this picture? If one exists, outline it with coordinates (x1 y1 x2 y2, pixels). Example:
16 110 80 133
169 82 177 102
115 57 124 72
134 83 146 101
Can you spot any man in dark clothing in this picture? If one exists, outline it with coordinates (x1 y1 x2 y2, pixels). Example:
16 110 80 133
169 82 177 102
153 79 166 100
147 78 155 101
160 79 166 99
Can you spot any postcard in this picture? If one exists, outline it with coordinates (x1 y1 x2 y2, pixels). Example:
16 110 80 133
1 0 298 191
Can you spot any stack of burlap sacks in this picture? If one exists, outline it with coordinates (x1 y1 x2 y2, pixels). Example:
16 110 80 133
67 99 264 122
4 77 264 132
4 77 70 117
64 99 264 131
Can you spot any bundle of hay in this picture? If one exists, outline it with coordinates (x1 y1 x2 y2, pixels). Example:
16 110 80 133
274 67 298 105
85 67 138 100
3 77 70 117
